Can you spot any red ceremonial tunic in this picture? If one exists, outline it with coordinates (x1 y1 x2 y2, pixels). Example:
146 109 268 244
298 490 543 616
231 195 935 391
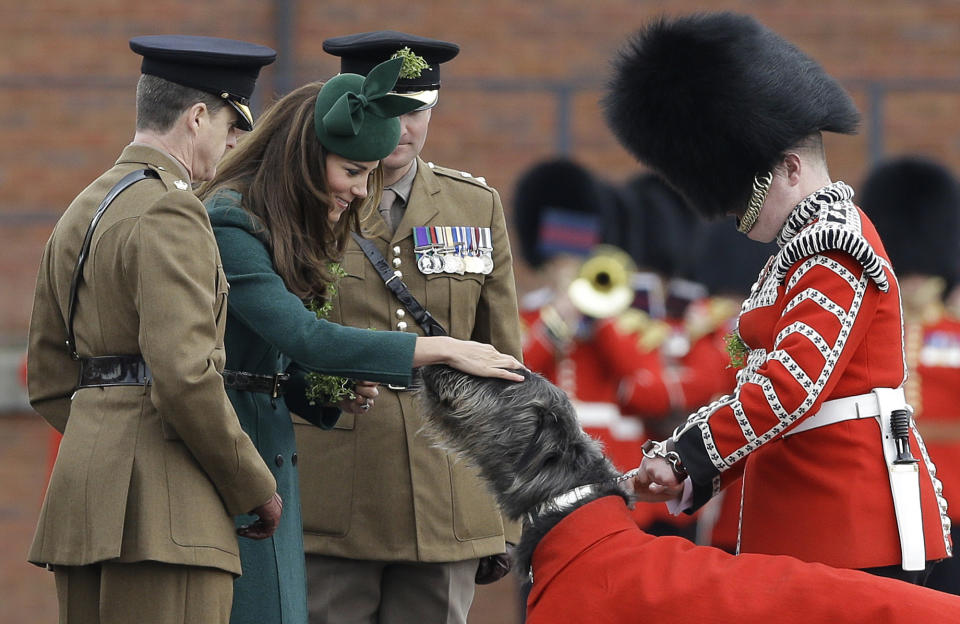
671 182 950 569
526 496 960 623
674 308 744 550
907 314 960 525
521 307 659 527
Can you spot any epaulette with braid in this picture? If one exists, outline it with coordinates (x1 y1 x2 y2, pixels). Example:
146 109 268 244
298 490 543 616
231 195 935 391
771 181 889 292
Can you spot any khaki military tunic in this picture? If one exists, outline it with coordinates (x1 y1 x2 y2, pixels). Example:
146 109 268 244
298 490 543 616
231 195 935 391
296 158 522 562
27 144 276 575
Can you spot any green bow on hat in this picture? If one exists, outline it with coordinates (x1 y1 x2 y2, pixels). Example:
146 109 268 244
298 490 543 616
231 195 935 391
314 57 422 161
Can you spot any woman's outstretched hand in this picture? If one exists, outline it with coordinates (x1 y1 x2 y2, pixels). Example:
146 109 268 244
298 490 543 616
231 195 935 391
414 336 525 382
338 380 379 414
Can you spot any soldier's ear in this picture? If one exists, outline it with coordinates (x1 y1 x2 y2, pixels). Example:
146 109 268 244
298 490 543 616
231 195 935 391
185 101 208 134
781 152 803 187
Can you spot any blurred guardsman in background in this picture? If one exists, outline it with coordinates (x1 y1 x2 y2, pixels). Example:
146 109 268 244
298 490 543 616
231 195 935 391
606 11 950 582
684 219 779 552
615 172 707 440
611 172 704 541
861 155 960 592
514 158 651 530
295 31 523 624
26 36 280 624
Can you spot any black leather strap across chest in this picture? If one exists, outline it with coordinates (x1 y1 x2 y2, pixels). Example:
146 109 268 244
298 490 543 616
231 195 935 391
350 231 447 337
66 168 159 359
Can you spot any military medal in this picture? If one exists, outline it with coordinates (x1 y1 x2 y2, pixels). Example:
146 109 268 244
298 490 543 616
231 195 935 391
414 227 436 274
462 227 482 274
477 227 494 274
447 226 466 275
436 226 453 273
435 227 458 274
427 226 445 273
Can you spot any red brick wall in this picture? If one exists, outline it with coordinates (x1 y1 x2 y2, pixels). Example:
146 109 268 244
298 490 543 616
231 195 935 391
4 1 960 342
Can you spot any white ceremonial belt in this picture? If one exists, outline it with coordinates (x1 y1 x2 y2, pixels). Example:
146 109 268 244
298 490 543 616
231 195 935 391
784 387 925 571
782 388 904 437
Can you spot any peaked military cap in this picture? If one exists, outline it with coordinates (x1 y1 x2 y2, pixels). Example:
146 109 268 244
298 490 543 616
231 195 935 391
130 34 277 131
860 156 960 288
603 12 860 221
322 30 459 110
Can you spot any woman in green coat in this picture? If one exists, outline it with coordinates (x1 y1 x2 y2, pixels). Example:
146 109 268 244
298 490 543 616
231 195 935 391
198 59 524 624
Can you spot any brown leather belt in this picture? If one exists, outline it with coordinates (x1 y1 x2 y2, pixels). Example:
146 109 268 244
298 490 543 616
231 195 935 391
76 356 288 398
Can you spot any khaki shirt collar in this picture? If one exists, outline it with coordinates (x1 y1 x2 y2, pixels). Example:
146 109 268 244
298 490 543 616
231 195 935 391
386 158 418 205
120 143 192 182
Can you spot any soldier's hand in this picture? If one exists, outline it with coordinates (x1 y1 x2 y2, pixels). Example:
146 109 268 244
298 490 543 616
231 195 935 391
628 457 684 502
238 492 283 540
475 542 516 585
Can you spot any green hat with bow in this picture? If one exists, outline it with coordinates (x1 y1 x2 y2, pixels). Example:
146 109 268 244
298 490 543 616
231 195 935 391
314 57 422 161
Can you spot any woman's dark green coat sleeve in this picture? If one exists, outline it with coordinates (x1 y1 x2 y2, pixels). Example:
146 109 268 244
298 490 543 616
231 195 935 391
206 190 416 387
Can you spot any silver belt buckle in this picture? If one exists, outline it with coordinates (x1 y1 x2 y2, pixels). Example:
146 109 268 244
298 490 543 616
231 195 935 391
272 372 290 399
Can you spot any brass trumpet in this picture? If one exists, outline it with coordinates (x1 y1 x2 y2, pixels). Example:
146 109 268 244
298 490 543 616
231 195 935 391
568 245 637 319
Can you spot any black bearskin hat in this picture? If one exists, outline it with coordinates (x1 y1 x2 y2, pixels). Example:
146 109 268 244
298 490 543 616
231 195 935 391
860 156 960 288
602 11 860 220
513 158 615 269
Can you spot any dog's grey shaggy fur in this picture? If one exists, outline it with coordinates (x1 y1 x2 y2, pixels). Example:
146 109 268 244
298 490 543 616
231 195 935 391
415 365 632 575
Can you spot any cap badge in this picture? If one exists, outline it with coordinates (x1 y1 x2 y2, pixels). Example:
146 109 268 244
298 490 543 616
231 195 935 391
391 47 431 79
174 179 189 190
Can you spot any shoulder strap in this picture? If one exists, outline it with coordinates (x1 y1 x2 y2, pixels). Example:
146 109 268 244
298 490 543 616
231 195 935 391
350 232 448 337
66 168 160 359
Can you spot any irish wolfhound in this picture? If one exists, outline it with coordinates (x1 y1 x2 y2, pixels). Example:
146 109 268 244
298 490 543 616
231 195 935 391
415 365 960 623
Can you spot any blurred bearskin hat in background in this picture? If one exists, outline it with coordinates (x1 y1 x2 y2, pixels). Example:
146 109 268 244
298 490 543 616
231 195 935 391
860 155 960 291
513 157 617 269
602 11 860 220
619 172 699 279
691 218 778 297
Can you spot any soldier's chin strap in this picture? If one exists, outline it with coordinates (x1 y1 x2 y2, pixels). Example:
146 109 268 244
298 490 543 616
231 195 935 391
66 169 159 359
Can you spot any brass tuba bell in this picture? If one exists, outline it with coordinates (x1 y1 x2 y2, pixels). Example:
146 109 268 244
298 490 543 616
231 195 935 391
568 245 637 318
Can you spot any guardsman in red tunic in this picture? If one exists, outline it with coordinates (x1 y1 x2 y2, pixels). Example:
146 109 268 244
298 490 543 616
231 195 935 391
614 172 706 438
514 159 657 527
680 220 779 550
609 172 711 540
605 12 950 582
861 155 960 593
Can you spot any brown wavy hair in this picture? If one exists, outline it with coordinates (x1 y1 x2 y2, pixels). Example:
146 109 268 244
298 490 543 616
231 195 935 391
198 80 382 302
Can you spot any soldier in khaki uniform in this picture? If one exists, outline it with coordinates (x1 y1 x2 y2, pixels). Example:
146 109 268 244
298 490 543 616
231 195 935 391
27 36 281 624
296 31 523 624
